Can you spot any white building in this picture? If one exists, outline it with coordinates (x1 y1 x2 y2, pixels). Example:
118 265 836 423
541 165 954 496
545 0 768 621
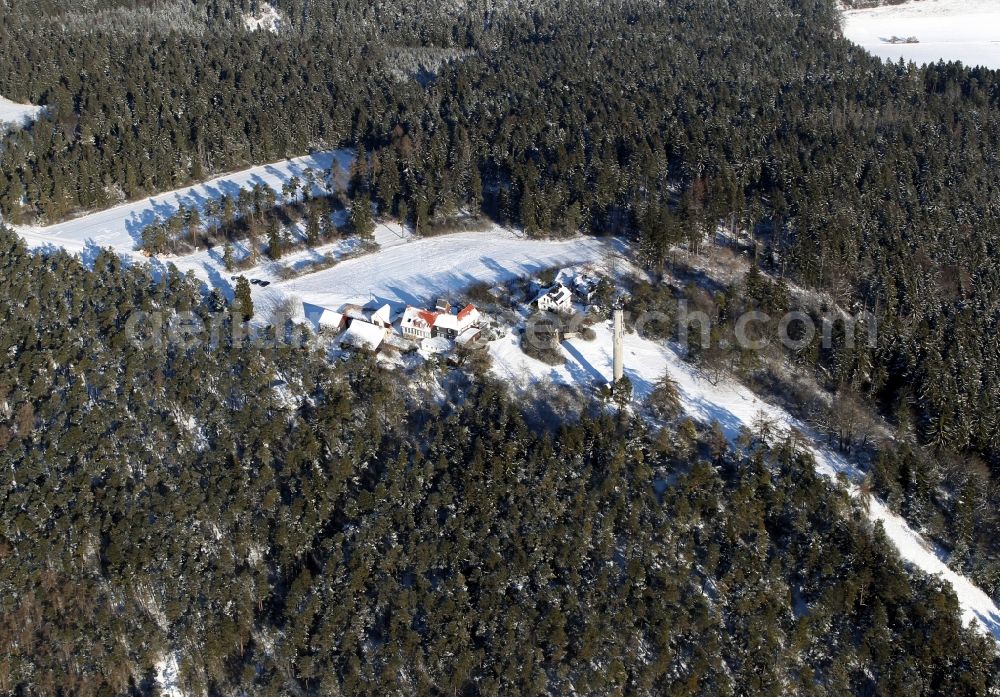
537 285 573 314
572 274 600 304
400 303 482 340
401 306 438 340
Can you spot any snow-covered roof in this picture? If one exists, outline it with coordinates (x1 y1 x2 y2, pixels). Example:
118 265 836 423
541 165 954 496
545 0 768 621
340 320 384 351
402 306 437 331
343 304 368 322
317 308 345 329
538 284 572 305
370 303 393 325
434 312 459 331
457 303 478 321
456 326 482 347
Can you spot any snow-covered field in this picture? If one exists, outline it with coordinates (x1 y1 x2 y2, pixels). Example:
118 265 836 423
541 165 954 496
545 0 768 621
259 229 609 320
0 95 43 129
16 149 352 254
842 0 1000 69
10 147 608 322
492 315 1000 638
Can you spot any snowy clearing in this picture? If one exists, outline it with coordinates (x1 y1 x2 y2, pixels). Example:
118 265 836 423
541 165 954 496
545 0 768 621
242 3 284 33
491 315 1000 639
842 0 1000 69
257 228 610 323
9 148 607 323
16 149 352 253
0 95 43 129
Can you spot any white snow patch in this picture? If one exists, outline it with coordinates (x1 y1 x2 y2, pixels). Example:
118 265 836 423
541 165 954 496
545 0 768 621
155 652 184 697
0 95 44 130
842 0 1000 69
242 3 284 33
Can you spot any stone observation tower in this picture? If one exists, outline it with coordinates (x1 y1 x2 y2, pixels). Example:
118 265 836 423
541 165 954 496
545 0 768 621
613 307 624 383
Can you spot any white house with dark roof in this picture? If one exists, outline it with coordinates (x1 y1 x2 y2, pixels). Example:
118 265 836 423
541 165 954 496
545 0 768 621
537 284 573 314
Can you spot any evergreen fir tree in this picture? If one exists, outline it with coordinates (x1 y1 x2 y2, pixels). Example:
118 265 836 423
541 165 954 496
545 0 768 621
222 242 235 272
350 195 374 240
234 276 254 319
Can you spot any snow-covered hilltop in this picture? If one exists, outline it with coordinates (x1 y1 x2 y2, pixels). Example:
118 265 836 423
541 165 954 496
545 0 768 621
514 316 1000 638
10 151 1000 642
841 0 1000 69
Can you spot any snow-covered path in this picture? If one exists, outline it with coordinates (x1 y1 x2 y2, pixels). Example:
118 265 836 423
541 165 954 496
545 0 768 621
842 0 1000 69
16 149 352 253
493 319 1000 638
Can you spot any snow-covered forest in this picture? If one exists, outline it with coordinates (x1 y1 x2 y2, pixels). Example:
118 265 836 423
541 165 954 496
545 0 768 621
2 0 1000 694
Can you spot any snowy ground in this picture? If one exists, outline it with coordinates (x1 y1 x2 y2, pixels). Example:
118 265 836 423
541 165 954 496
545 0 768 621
155 653 183 697
490 315 1000 638
242 3 284 33
0 95 44 129
16 149 352 253
842 0 1000 69
258 228 610 323
9 146 610 328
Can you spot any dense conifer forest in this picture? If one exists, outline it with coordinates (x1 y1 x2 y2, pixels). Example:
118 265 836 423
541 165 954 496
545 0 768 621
3 0 1000 693
0 225 997 694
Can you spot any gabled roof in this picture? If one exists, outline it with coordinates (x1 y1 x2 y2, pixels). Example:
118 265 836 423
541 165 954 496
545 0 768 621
370 303 393 325
537 284 572 305
456 326 482 347
402 306 438 331
340 320 384 350
434 312 459 331
457 303 477 321
317 308 345 328
342 303 368 321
